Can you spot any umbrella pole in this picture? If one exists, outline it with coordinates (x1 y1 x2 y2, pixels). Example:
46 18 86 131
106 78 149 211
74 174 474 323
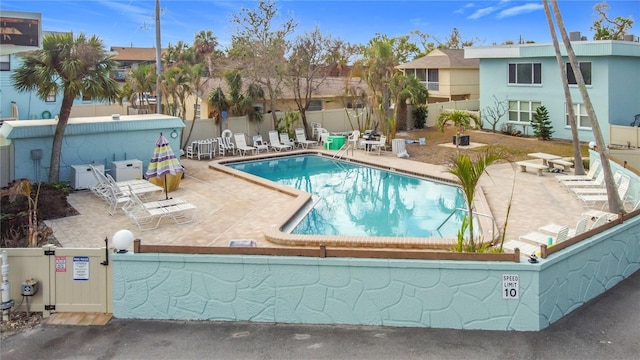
164 174 169 200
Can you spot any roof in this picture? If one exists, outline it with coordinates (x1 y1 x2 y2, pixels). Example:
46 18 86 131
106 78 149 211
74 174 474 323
199 76 368 100
0 114 184 139
109 46 166 61
464 40 640 59
397 49 479 69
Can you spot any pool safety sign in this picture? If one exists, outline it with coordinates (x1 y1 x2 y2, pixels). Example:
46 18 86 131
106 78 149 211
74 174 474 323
73 256 90 281
502 274 520 299
55 256 66 272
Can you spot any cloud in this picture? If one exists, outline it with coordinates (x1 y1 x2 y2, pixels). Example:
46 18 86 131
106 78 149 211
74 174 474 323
468 6 499 20
454 3 475 15
497 3 544 19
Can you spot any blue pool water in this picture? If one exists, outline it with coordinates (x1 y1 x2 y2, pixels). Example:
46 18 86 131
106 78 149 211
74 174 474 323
228 155 465 238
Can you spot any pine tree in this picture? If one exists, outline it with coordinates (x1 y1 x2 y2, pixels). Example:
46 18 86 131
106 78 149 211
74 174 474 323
532 105 554 140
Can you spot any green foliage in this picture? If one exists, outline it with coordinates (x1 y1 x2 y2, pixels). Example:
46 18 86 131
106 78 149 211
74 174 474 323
447 150 503 252
412 104 428 129
531 105 554 140
277 112 301 137
591 2 634 40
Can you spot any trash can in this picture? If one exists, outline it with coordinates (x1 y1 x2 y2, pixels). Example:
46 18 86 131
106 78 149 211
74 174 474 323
110 160 143 182
392 139 406 155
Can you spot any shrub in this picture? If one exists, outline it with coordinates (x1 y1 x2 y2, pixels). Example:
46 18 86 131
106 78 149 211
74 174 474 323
412 104 428 129
531 105 554 140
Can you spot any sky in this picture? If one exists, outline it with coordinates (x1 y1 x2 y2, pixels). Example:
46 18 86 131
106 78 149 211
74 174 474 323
2 0 639 52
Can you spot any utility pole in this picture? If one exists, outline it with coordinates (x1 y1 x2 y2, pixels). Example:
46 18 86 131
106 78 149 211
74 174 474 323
155 0 162 114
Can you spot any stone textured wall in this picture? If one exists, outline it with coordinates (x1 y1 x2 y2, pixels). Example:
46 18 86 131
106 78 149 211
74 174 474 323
113 216 639 331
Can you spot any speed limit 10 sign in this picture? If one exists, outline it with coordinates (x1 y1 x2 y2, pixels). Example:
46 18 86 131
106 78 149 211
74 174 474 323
502 274 520 299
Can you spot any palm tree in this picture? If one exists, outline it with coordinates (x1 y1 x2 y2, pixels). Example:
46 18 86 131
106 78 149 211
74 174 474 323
542 0 585 176
121 64 156 108
208 87 229 135
193 30 218 76
12 32 119 183
436 110 478 153
182 63 207 148
388 72 428 140
550 0 624 214
447 150 502 252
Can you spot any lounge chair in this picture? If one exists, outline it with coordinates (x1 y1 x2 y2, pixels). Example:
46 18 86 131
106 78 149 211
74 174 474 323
538 217 589 238
280 132 297 148
217 136 236 156
563 170 605 189
124 185 196 230
234 133 256 156
576 174 631 206
502 240 541 258
268 130 292 151
571 172 623 195
582 199 640 221
295 128 318 149
519 225 569 246
557 160 601 182
252 135 270 153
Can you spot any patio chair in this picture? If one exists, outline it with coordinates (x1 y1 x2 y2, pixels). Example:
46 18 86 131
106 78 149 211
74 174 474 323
581 199 640 222
570 172 623 195
268 130 292 151
217 136 236 156
295 128 318 149
310 122 322 141
576 174 631 207
123 185 196 230
233 133 256 156
538 217 589 238
556 160 601 182
519 225 569 246
252 135 270 153
279 132 297 148
370 135 387 155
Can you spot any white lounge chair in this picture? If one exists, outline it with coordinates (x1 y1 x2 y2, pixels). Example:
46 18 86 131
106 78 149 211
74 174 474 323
563 170 605 189
519 225 569 246
571 172 623 195
576 175 631 206
538 217 589 238
557 160 601 182
268 130 292 151
234 133 256 156
502 240 541 258
295 128 318 149
252 135 270 153
279 132 296 148
582 200 640 221
124 185 196 230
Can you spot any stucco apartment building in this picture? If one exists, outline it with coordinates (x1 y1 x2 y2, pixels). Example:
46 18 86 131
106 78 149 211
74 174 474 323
465 34 640 142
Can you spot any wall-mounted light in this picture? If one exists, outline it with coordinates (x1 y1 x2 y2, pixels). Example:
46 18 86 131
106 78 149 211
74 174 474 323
588 141 597 150
112 230 135 254
170 129 179 139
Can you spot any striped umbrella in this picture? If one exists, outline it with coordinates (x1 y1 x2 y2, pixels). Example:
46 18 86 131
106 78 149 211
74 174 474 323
145 133 184 199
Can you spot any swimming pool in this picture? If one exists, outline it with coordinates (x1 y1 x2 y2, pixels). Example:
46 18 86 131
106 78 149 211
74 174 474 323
227 155 465 238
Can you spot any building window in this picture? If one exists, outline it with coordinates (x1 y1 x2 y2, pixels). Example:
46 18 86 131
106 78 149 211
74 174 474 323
508 63 542 84
427 69 439 91
508 100 542 123
82 93 92 101
565 103 591 128
308 100 322 111
566 62 591 85
194 103 201 119
46 91 56 102
0 55 9 71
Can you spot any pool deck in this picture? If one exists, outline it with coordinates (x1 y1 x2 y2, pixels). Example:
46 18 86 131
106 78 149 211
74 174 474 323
47 147 590 250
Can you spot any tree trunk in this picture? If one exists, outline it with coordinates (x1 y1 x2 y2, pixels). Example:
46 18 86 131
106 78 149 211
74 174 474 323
542 0 585 175
48 94 74 183
551 0 624 213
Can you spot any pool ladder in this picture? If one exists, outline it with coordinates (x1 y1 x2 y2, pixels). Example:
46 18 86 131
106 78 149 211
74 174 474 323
435 208 500 242
333 143 352 159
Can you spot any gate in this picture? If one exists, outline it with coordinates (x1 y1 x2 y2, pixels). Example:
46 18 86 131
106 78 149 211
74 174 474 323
3 245 111 317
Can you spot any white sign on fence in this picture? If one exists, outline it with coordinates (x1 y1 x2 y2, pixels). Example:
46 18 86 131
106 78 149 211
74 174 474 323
73 256 90 281
502 274 520 299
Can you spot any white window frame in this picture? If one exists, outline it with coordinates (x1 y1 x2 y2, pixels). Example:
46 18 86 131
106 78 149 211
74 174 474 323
0 55 9 71
565 103 591 129
508 100 541 124
508 63 542 85
566 62 592 86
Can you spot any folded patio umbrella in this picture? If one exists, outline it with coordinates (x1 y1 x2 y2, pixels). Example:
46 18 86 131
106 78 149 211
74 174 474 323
145 133 185 200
